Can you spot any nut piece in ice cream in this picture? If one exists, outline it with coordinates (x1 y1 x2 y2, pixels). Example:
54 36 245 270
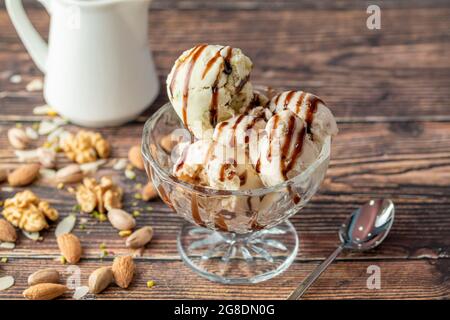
2 190 59 232
61 130 110 164
167 44 254 139
269 91 338 142
75 177 123 214
254 109 320 187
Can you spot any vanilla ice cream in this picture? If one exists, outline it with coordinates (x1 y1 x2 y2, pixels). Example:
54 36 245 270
168 45 338 194
254 109 320 186
269 90 338 142
167 44 254 139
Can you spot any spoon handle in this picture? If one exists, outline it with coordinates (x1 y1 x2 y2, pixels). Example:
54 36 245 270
287 245 344 300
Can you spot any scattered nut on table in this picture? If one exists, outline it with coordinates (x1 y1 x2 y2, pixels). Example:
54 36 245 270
61 130 110 164
2 190 59 232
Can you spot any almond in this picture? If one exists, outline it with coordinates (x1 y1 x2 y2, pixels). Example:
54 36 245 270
0 219 17 243
23 283 67 300
7 164 40 187
125 226 153 249
28 268 60 286
112 255 135 289
142 182 158 201
128 145 144 170
88 266 113 294
55 164 84 183
8 128 30 150
107 209 136 231
57 233 82 264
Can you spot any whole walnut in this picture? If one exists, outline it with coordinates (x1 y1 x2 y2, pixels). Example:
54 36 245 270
2 190 58 232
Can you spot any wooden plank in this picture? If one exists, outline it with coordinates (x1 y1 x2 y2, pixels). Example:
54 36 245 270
0 258 448 299
0 121 449 260
1 7 450 120
5 0 450 10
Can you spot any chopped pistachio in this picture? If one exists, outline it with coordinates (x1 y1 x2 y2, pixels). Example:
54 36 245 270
0 257 8 263
134 183 143 190
99 243 106 250
131 201 138 207
134 193 142 200
98 213 107 222
100 249 108 258
146 280 155 288
59 256 66 264
132 210 140 217
125 169 136 180
57 182 65 190
15 123 23 128
79 224 86 230
145 206 154 211
72 204 81 212
118 230 132 237
32 123 40 131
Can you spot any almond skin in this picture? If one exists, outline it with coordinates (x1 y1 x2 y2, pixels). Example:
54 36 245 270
23 283 67 300
7 164 40 187
125 226 153 249
112 255 135 289
142 182 158 201
0 219 17 243
28 268 60 286
88 266 113 294
107 209 136 231
128 145 145 170
57 233 82 264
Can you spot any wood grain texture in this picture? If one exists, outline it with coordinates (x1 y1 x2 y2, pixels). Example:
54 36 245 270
0 1 449 299
0 258 448 300
1 4 450 120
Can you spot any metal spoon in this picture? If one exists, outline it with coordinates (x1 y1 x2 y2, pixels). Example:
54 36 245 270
287 199 395 300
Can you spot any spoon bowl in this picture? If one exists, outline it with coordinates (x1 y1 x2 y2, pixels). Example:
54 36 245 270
339 199 395 251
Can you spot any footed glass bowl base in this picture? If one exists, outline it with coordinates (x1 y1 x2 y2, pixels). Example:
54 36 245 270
177 220 299 284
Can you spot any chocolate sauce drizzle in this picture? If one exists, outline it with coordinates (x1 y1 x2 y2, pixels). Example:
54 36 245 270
182 45 208 126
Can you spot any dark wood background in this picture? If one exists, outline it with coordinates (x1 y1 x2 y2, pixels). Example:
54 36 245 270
0 0 449 299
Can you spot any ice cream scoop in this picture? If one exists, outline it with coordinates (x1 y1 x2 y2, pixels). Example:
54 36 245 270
254 109 320 186
269 90 338 142
167 44 254 139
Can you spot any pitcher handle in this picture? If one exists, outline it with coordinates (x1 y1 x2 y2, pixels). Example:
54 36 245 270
5 0 50 73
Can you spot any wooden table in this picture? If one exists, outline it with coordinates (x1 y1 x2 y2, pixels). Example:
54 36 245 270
0 0 449 300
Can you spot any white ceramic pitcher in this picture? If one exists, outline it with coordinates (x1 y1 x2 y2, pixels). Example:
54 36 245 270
6 0 159 127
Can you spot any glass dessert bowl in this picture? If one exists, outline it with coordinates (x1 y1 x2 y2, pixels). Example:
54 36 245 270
142 103 331 284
